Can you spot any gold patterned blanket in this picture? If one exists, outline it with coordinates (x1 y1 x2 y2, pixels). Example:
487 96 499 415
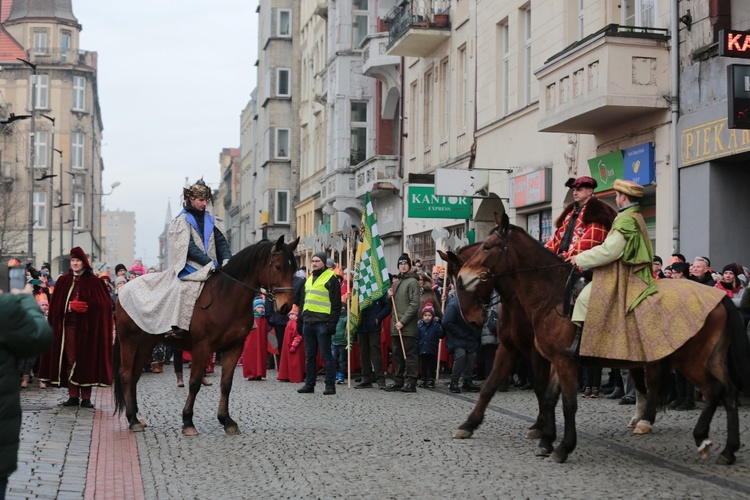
581 278 725 362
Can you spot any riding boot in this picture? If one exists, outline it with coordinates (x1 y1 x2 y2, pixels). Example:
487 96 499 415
165 326 186 340
564 325 583 359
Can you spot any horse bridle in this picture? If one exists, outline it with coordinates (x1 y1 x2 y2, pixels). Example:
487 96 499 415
199 250 294 310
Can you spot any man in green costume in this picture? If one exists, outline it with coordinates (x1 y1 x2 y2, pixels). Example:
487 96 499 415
564 179 655 358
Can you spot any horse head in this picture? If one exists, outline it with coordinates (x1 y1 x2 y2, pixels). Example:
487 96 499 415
456 212 512 326
439 244 488 328
268 235 299 315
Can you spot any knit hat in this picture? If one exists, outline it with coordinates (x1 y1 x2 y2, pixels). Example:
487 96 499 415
722 264 740 276
115 263 127 275
288 304 299 317
113 276 127 286
70 247 92 271
653 255 662 265
421 302 435 316
326 257 336 268
313 251 327 264
253 297 265 311
397 253 411 267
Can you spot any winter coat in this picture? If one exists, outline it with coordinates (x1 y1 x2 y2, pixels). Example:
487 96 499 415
417 319 444 356
419 273 443 319
390 267 421 338
356 295 392 334
1 294 54 479
480 305 499 346
442 295 481 353
332 312 351 346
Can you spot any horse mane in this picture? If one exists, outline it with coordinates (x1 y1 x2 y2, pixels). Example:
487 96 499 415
506 224 568 268
220 238 298 284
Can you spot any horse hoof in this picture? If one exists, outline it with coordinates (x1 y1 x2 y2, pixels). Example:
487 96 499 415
698 439 713 461
452 429 473 439
626 417 639 429
182 427 199 436
129 423 144 433
224 425 241 436
136 412 148 428
633 420 652 435
525 429 543 440
717 452 736 466
535 446 551 457
550 450 567 463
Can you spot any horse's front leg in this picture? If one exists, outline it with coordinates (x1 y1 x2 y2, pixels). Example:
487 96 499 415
528 351 551 440
182 345 209 436
632 366 658 434
550 358 579 463
217 342 244 435
453 342 519 439
537 367 560 457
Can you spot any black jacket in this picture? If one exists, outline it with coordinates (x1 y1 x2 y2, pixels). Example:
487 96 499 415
442 295 481 353
356 295 392 334
267 276 305 327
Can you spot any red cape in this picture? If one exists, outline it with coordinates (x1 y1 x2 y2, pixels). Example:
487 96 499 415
242 317 269 379
38 270 114 387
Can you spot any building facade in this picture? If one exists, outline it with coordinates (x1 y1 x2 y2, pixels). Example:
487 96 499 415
0 0 104 273
101 209 135 273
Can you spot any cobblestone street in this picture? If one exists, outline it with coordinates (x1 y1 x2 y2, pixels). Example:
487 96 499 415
10 365 750 499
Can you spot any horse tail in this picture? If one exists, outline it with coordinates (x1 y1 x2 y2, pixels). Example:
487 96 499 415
112 327 126 416
723 296 750 393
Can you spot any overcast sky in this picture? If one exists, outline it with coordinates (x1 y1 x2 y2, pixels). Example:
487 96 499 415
73 1 258 267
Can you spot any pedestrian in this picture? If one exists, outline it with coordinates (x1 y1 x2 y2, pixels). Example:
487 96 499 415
354 294 391 389
38 247 114 408
443 293 481 393
384 253 421 393
278 305 305 383
0 284 54 498
332 305 350 384
243 297 269 381
416 302 442 388
297 251 341 395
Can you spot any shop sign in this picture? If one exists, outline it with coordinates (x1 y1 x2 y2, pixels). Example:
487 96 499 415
509 168 551 208
587 151 624 193
719 30 750 59
623 142 655 186
407 185 472 219
681 118 750 166
728 64 750 129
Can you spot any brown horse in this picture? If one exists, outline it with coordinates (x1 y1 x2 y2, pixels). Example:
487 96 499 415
114 236 299 435
439 245 551 441
456 212 750 465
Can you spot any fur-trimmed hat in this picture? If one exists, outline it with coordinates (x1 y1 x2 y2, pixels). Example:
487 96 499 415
70 247 92 271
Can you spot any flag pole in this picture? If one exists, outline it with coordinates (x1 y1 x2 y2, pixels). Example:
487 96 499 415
346 231 352 388
436 265 449 382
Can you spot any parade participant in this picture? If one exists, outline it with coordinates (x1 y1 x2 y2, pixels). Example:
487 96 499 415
118 178 232 339
354 294 391 389
384 253 421 393
297 252 341 395
278 305 305 383
566 180 655 357
0 284 54 498
38 247 114 407
545 176 616 259
242 297 269 381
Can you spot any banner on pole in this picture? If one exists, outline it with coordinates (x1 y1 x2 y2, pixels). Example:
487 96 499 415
349 192 391 332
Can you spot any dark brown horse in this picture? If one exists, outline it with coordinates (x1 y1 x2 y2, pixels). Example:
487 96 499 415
456 212 750 465
439 245 551 441
114 236 298 435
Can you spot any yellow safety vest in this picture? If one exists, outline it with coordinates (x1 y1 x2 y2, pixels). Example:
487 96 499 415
303 269 335 314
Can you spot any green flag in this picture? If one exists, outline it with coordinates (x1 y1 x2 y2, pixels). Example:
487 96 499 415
349 192 390 332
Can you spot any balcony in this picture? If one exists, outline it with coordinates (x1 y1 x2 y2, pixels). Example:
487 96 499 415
362 33 400 83
536 24 670 134
354 155 401 199
385 0 451 57
27 48 98 68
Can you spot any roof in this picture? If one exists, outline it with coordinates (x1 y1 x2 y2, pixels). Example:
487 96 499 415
5 0 78 24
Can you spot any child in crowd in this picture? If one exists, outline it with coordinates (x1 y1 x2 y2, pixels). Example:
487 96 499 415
242 296 269 381
278 305 305 383
332 305 350 384
416 302 443 388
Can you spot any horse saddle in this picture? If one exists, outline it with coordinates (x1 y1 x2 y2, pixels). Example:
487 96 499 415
564 269 590 318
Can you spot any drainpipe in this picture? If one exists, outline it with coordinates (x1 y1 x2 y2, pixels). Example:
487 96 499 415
670 0 680 253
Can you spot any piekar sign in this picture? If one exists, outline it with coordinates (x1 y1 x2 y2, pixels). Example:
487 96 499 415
407 185 472 219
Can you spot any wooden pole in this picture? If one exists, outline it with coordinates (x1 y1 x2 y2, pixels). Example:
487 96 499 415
390 295 407 360
436 266 449 381
346 232 352 388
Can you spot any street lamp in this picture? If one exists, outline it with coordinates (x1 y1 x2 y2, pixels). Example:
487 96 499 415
95 181 121 196
53 148 67 275
39 114 57 268
18 57 37 264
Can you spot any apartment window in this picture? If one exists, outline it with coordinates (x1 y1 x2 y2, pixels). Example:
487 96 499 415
440 58 450 139
523 7 532 106
33 131 48 168
423 70 433 148
73 76 86 111
409 81 417 151
458 46 467 130
278 9 291 37
30 75 49 109
71 132 85 168
501 23 509 116
622 0 656 28
277 68 291 97
61 31 71 63
33 192 46 228
275 190 290 224
275 128 290 159
412 231 436 270
350 101 367 165
72 192 84 229
352 0 369 48
578 0 585 39
33 30 48 55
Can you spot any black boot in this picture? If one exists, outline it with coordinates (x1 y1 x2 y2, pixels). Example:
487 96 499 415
564 325 582 359
449 379 461 393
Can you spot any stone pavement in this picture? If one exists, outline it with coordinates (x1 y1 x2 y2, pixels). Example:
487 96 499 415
9 366 750 499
